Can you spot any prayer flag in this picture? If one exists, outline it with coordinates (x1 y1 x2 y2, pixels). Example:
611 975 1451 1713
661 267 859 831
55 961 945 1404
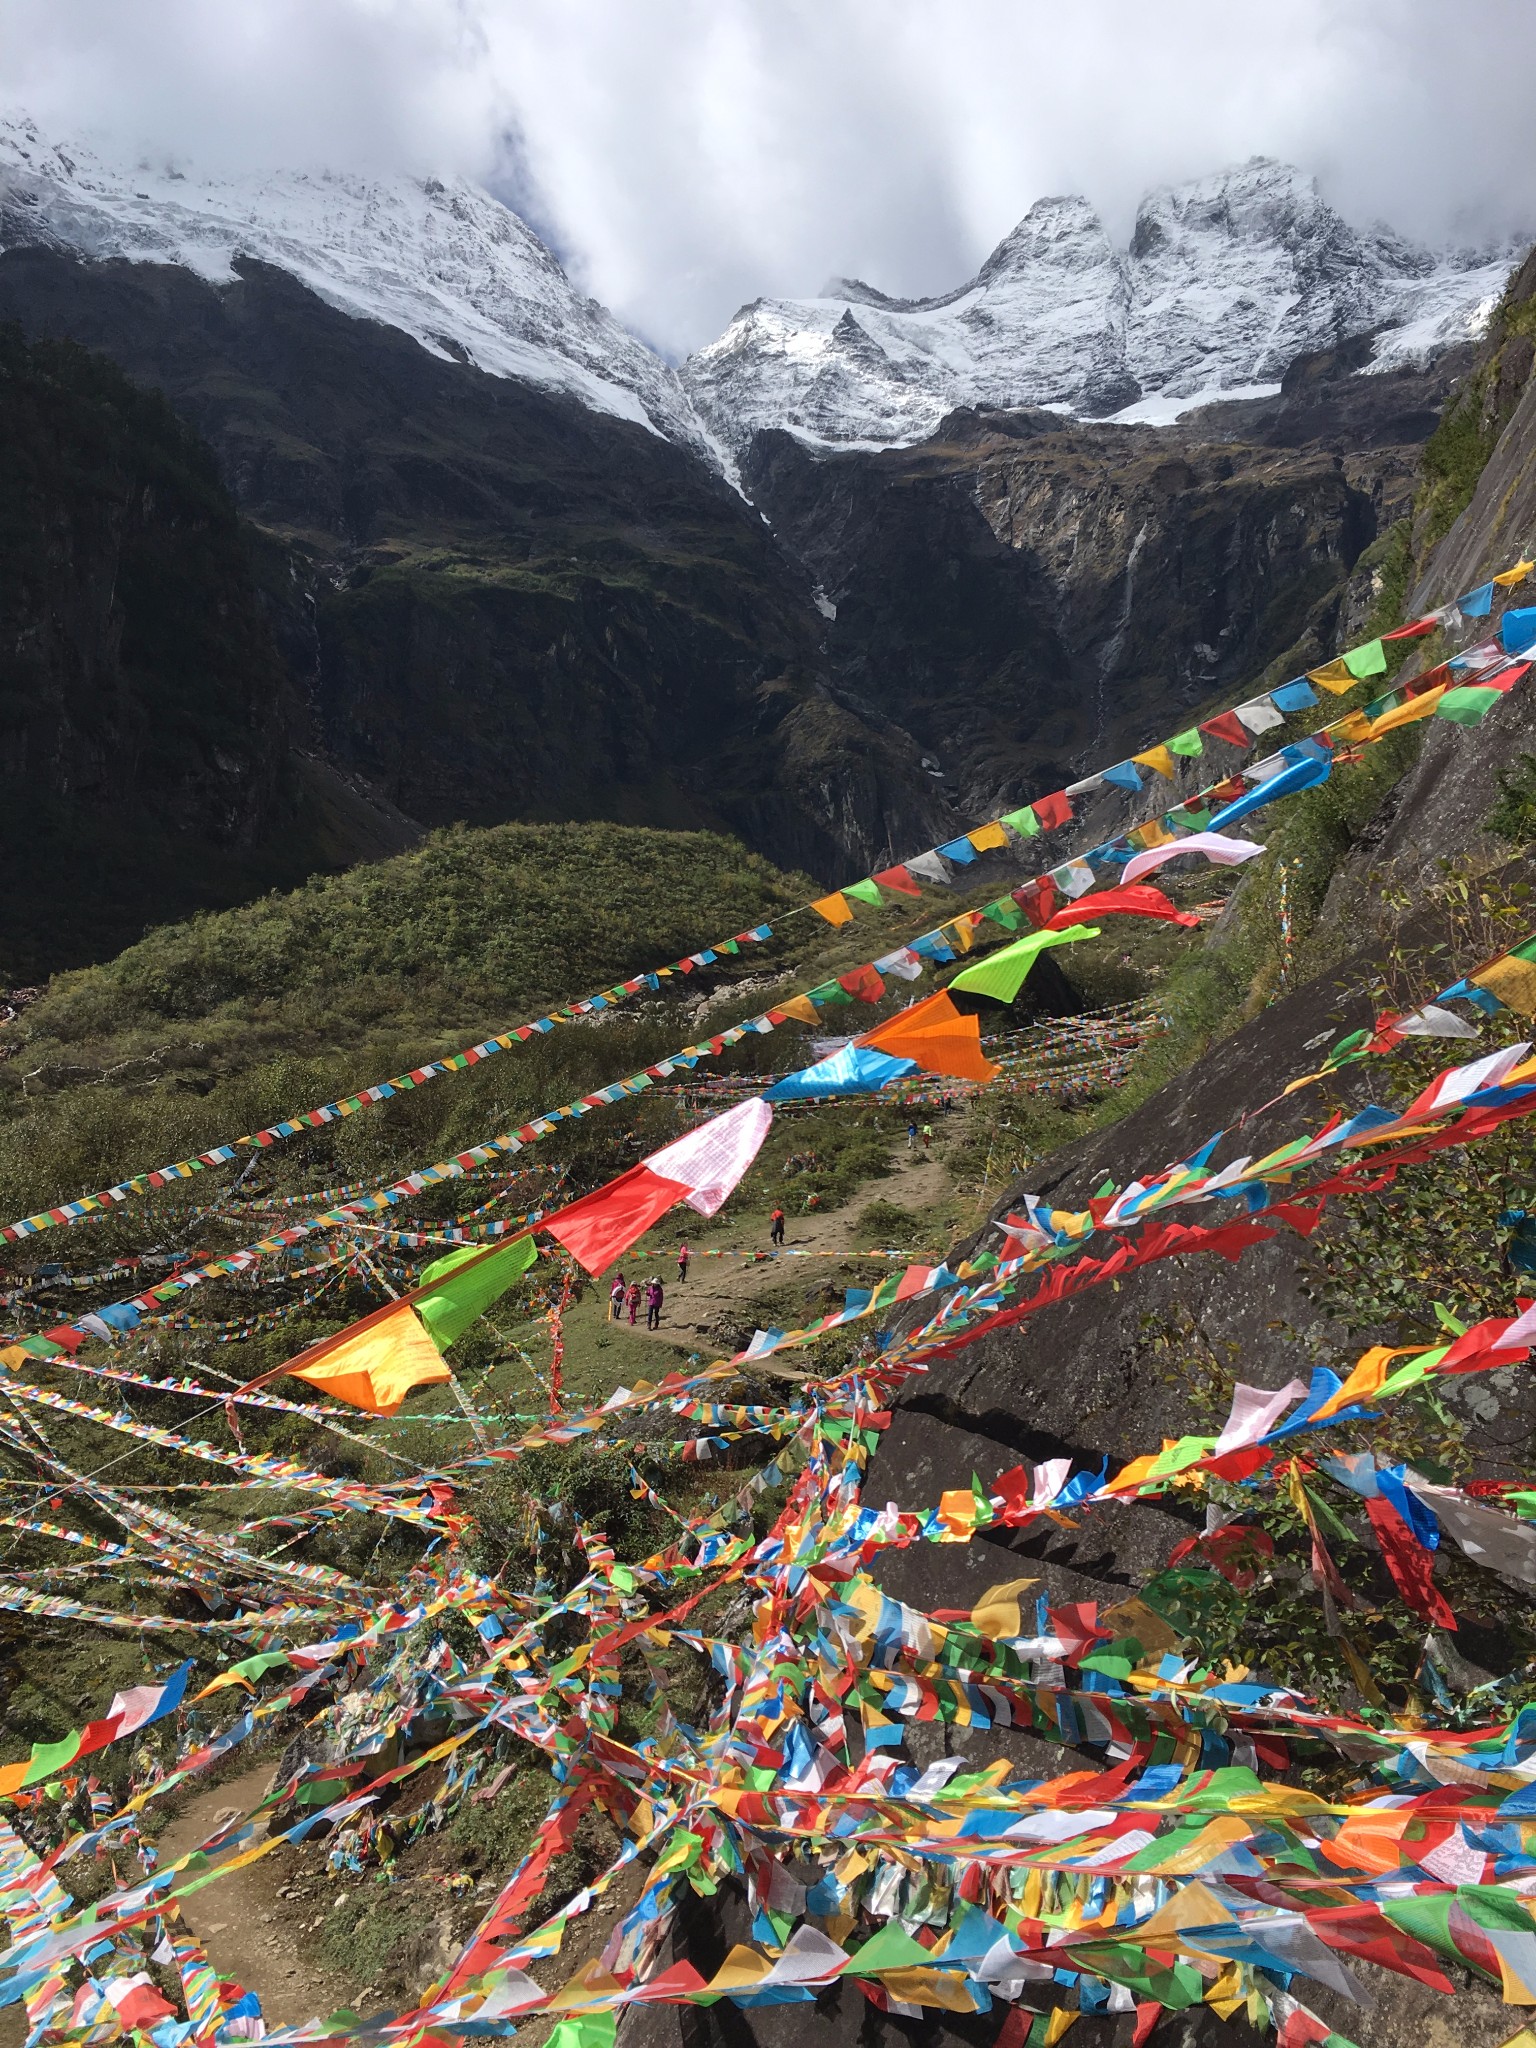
1235 697 1284 733
1001 807 1040 838
1046 885 1198 930
843 879 884 909
1121 832 1265 886
1200 713 1250 748
1168 728 1203 757
1032 790 1073 832
1306 659 1357 693
1474 937 1536 1015
543 1099 772 1273
415 1233 539 1352
857 990 998 1083
967 821 1009 852
1502 606 1536 655
288 1303 453 1415
873 865 921 896
812 892 853 927
1344 638 1387 678
948 925 1097 1003
1133 745 1176 779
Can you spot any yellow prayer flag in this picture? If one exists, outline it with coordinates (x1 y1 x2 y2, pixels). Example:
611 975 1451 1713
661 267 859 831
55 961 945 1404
1133 744 1176 779
776 995 822 1024
1477 952 1536 1015
878 1970 977 2012
1307 658 1358 693
812 892 854 927
1366 684 1447 737
1494 561 1536 587
967 820 1009 853
1043 2011 1079 2046
1129 818 1174 851
1328 710 1372 742
1310 1343 1416 1421
969 1575 1038 1641
288 1301 451 1414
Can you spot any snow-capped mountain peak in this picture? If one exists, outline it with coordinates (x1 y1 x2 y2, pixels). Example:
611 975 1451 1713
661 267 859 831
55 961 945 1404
683 157 1521 455
0 113 723 468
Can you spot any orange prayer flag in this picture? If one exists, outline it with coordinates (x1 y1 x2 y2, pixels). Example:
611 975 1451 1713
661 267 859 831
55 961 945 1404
812 892 854 927
857 991 998 1083
287 1301 451 1415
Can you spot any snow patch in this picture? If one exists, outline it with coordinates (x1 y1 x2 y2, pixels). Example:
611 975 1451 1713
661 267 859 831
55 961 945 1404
684 157 1524 458
0 112 726 471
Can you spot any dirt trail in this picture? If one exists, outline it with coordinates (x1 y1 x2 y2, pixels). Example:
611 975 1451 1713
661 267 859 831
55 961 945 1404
613 1143 956 1353
154 1763 354 2028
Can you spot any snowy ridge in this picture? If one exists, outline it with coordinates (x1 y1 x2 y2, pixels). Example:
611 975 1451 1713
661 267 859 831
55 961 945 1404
0 114 725 470
683 159 1520 457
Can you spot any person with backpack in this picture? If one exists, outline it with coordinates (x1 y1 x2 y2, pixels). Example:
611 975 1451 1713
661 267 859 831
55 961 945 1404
907 1119 918 1149
645 1276 664 1330
609 1273 626 1321
769 1208 786 1246
625 1281 642 1325
677 1243 690 1282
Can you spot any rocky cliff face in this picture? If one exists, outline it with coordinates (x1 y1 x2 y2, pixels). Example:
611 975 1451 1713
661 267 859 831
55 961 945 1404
0 250 951 918
684 158 1515 456
0 325 369 976
744 401 1408 822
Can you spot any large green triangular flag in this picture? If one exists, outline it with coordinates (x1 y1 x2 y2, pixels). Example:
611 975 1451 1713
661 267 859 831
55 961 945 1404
844 878 884 908
948 924 1097 1004
1002 806 1039 837
415 1233 538 1352
1167 728 1203 756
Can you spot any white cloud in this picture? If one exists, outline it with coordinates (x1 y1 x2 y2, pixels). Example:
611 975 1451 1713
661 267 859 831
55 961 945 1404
3 0 1534 358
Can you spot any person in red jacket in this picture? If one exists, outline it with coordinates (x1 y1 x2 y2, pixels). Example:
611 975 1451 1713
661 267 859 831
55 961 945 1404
769 1208 786 1246
677 1243 690 1282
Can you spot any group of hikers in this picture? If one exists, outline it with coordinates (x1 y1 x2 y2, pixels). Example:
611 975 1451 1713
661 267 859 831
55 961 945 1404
608 1271 667 1329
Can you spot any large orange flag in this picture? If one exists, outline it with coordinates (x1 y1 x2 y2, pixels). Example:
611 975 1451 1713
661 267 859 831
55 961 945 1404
856 991 998 1084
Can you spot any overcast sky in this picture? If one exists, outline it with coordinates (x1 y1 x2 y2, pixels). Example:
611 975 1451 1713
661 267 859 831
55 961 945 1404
3 0 1534 358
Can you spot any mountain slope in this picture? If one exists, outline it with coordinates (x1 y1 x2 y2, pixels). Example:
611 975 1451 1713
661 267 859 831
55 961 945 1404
0 250 949 912
0 324 413 978
685 158 1515 455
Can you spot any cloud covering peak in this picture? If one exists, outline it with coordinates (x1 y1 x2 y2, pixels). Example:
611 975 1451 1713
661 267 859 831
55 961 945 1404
2 0 1532 358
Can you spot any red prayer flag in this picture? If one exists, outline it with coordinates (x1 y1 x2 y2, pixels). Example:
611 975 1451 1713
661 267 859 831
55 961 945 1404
1382 616 1438 640
1045 885 1198 931
839 963 886 1002
872 864 922 897
1365 1496 1457 1627
1199 711 1251 748
1031 789 1072 833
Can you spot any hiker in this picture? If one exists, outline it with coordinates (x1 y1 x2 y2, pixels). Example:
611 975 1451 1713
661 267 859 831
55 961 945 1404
921 1123 934 1152
645 1276 664 1330
770 1207 786 1246
677 1242 690 1282
907 1119 918 1149
626 1281 641 1325
609 1273 626 1321
941 1092 952 1114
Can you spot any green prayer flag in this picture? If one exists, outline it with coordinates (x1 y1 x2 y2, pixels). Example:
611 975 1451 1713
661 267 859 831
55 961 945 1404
1001 806 1039 837
22 1731 83 1785
948 924 1097 1004
544 2016 617 2048
1167 728 1203 756
844 878 884 909
416 1233 538 1352
1436 684 1503 725
1343 637 1388 678
807 980 853 1005
840 1922 937 1974
981 898 1023 928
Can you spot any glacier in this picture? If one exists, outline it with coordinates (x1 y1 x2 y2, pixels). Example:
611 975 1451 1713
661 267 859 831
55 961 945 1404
683 159 1521 458
0 112 726 469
